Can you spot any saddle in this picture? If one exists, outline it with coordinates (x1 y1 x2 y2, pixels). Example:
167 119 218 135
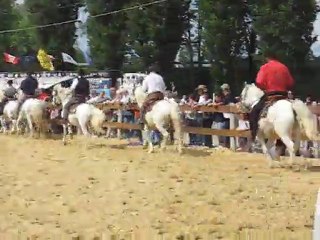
69 103 80 114
260 94 288 118
69 95 86 114
144 92 165 113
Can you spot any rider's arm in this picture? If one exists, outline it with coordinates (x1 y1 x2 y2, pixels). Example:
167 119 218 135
256 65 267 90
160 77 166 93
70 78 79 91
20 80 26 91
141 77 148 92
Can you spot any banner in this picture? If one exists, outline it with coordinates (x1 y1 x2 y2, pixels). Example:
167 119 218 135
37 49 54 71
62 52 78 65
20 55 37 66
3 53 20 65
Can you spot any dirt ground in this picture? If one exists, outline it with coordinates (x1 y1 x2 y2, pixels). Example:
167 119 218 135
0 135 319 239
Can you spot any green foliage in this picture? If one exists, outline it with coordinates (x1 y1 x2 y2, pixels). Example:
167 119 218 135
200 0 249 91
10 5 37 55
250 0 317 68
86 0 130 70
0 0 16 70
24 0 82 56
126 0 190 73
0 0 15 49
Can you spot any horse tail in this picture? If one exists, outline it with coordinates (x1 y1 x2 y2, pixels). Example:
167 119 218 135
292 99 319 140
169 99 183 152
90 107 106 135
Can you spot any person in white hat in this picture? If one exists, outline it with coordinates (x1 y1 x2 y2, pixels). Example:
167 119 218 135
220 83 236 105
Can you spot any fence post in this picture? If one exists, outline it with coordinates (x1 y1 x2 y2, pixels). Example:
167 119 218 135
229 114 237 151
313 114 319 158
313 189 320 240
117 110 122 139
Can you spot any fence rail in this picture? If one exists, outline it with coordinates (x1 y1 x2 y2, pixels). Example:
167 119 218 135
95 103 320 152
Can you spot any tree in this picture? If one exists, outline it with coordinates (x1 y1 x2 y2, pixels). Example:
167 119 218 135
250 0 317 68
0 0 16 70
86 0 130 72
200 0 249 91
126 0 191 74
24 0 82 57
10 4 37 55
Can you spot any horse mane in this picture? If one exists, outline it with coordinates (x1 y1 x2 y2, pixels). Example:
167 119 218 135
134 86 147 107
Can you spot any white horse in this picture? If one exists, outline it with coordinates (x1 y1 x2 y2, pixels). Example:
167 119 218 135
52 84 106 144
1 100 19 134
240 83 319 167
0 91 49 137
134 86 183 153
16 98 50 137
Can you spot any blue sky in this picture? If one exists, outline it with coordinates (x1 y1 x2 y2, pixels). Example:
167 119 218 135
311 0 320 56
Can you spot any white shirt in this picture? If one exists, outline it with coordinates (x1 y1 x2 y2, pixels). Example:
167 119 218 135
141 72 166 94
198 95 212 106
120 94 130 104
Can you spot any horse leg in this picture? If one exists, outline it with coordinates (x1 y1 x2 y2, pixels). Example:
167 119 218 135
278 135 295 167
172 119 183 154
62 124 68 145
143 125 154 153
1 117 8 134
78 116 90 137
155 123 169 152
10 119 17 135
257 133 277 168
16 112 23 135
25 114 34 138
0 117 4 133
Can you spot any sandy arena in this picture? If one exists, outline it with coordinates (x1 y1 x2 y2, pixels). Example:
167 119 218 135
0 135 319 239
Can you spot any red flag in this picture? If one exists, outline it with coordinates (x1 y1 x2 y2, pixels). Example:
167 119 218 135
3 53 20 65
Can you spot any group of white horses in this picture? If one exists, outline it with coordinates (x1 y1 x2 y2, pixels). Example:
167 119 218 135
0 80 318 169
0 81 183 154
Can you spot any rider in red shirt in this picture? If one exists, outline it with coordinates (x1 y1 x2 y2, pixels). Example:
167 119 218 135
38 89 50 101
249 51 295 143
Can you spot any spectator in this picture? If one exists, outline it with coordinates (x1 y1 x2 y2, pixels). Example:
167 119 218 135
306 95 312 105
221 83 236 105
210 92 227 147
220 83 236 148
236 114 250 151
288 91 294 100
185 94 200 145
87 91 108 104
179 95 188 105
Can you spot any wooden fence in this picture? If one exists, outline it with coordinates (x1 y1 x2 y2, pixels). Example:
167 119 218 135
94 103 320 155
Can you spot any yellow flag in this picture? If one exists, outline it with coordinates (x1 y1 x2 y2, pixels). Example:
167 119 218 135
37 49 54 71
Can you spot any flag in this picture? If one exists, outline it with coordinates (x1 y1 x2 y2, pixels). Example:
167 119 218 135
48 55 55 60
3 53 20 65
37 49 54 71
20 55 37 67
62 52 78 65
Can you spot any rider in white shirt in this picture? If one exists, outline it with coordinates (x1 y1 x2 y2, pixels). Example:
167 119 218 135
142 72 166 94
139 64 166 124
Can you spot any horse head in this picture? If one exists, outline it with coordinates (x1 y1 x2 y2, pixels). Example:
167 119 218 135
52 84 72 106
240 83 264 109
134 86 147 108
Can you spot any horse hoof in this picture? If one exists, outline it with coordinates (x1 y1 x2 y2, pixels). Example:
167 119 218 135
268 161 281 169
